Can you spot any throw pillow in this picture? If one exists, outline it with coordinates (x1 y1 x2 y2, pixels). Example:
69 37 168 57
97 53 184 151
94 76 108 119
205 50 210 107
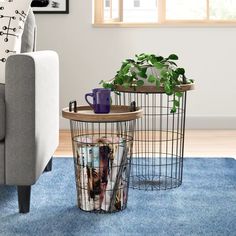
0 0 32 84
21 8 37 53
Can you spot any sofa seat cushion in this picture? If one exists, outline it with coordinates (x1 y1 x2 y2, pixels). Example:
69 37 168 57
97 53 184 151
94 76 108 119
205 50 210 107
0 84 5 141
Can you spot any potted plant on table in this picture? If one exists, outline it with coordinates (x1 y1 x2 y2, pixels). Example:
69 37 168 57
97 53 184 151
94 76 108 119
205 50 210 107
100 53 194 113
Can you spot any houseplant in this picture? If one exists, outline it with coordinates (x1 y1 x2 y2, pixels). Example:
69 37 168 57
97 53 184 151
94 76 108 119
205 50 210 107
100 53 194 112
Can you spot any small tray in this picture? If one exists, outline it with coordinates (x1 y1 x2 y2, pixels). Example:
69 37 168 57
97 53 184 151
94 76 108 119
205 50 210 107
62 105 143 122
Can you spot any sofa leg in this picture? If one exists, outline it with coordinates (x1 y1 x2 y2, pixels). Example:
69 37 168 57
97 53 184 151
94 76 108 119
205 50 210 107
44 157 53 172
17 186 31 214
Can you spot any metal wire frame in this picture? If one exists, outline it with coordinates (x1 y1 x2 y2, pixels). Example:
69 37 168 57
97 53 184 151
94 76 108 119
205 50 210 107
114 91 187 190
70 120 136 213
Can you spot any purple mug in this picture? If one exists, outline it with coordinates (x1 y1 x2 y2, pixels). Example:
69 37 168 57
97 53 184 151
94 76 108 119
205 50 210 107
85 88 111 114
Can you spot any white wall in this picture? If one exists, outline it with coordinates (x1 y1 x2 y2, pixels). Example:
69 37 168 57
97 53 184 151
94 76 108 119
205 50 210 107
35 0 236 129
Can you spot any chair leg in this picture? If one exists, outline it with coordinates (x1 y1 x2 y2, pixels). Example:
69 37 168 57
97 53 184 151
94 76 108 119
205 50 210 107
17 186 31 214
44 157 53 172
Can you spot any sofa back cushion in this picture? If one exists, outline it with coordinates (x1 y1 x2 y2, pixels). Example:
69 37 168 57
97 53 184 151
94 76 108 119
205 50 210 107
21 8 36 53
0 0 32 84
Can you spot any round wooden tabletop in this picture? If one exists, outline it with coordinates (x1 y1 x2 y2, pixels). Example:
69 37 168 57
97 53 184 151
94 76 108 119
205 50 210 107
62 105 143 122
115 83 195 93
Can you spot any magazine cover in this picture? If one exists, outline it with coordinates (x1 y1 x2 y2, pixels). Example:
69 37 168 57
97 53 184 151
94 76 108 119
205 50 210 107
77 146 100 211
101 142 126 211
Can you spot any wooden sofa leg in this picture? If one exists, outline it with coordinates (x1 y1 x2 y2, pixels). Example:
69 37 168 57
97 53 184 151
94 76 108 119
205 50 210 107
17 186 31 214
44 157 53 172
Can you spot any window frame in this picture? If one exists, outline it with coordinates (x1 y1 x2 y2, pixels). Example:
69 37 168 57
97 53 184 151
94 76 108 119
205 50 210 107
93 0 236 27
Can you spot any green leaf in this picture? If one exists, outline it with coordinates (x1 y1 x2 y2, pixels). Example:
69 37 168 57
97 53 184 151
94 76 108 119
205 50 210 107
148 75 156 83
122 64 132 74
131 71 137 77
136 80 144 87
174 100 180 107
164 83 171 93
137 53 147 61
134 64 141 71
176 68 185 75
103 83 114 89
116 77 124 85
138 71 147 78
156 56 164 62
140 67 148 73
121 60 129 67
171 107 177 113
148 56 155 64
168 54 178 60
164 82 174 95
175 92 183 98
161 69 169 79
154 62 165 70
171 71 179 80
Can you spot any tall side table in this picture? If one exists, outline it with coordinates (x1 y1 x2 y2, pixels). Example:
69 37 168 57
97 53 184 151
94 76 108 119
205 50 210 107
114 83 194 190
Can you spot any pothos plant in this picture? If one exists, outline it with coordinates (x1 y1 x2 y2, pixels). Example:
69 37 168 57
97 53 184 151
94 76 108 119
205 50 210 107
100 53 193 113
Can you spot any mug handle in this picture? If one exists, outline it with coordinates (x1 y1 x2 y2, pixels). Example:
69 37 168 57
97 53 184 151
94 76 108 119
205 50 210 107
85 93 94 109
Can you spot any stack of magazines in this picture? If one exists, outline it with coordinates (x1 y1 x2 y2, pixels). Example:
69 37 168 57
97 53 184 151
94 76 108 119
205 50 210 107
75 136 129 212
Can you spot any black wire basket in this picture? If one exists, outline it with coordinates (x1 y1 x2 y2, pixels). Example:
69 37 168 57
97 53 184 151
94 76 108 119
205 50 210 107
63 105 143 213
114 85 193 190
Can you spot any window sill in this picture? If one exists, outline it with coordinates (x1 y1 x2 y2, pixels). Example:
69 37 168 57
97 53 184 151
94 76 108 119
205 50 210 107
93 21 236 28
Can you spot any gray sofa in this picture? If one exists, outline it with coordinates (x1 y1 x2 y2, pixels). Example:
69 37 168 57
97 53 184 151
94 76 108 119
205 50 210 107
0 9 59 213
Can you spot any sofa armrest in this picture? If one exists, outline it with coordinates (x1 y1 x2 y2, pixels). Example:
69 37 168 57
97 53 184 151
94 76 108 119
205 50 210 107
5 51 59 185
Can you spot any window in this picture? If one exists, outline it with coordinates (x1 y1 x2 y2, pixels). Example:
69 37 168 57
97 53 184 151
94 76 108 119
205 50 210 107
123 0 157 22
166 0 207 20
134 0 140 8
105 0 110 7
94 0 236 26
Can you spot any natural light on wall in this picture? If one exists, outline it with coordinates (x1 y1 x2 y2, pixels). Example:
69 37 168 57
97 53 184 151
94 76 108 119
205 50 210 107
94 0 236 26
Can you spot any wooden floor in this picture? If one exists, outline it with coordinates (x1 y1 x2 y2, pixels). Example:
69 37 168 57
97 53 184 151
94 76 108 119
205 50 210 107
55 130 236 158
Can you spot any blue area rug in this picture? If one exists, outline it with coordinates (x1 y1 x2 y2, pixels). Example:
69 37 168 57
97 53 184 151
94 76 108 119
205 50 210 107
0 158 236 236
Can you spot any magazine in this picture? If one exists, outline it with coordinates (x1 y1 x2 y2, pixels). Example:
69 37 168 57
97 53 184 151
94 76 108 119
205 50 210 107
108 147 129 211
101 142 127 211
77 146 100 211
75 136 129 212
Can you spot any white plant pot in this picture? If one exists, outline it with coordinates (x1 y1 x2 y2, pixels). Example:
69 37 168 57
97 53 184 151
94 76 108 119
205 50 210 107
138 67 161 86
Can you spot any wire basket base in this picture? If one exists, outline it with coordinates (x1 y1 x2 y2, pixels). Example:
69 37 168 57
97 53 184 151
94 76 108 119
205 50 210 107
130 175 182 191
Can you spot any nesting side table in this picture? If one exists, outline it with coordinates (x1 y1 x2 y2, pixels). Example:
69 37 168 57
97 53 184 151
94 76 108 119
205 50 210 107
114 84 194 190
62 105 143 213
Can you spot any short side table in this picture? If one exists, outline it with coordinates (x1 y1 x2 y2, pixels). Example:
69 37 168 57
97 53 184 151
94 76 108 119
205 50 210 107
62 105 143 213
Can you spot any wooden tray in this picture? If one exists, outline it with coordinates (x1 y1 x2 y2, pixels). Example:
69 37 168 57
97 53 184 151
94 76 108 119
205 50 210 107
115 83 195 93
62 105 143 122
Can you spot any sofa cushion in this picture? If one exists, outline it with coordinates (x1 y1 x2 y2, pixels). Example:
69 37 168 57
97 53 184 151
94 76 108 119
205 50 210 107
21 8 36 53
0 84 5 141
0 0 32 84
